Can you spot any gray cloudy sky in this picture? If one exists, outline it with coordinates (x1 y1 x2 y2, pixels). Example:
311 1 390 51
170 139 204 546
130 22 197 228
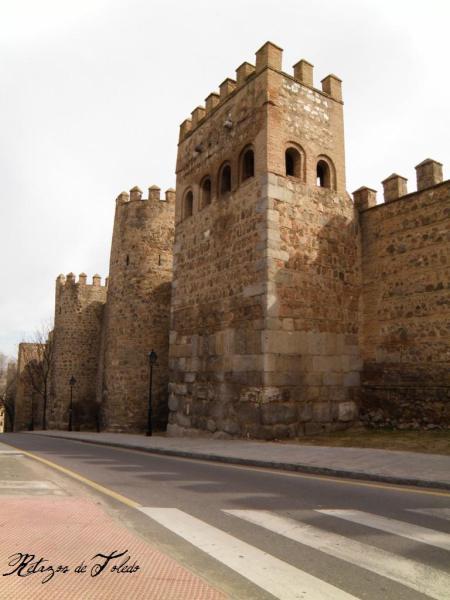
1 0 449 359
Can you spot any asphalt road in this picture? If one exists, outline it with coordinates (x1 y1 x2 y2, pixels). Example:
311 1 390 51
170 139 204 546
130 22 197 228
3 432 450 600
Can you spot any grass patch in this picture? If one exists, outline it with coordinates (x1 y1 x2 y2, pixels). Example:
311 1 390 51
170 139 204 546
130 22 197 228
284 429 450 455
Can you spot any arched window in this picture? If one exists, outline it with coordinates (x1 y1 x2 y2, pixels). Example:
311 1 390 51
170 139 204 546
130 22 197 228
285 147 301 178
201 177 212 208
219 163 232 196
316 160 331 188
240 147 254 181
184 190 193 218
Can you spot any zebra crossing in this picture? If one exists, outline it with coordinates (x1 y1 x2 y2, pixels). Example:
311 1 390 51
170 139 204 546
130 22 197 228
139 504 450 600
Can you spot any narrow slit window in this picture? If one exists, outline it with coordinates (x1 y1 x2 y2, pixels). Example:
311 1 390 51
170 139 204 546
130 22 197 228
184 190 194 218
220 164 232 195
241 148 254 181
201 178 212 207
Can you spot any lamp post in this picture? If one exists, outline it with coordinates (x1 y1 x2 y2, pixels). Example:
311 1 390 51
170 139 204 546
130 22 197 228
68 375 76 432
147 350 158 436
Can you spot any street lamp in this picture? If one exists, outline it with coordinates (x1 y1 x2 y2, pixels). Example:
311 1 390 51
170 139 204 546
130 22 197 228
147 350 158 436
68 375 76 432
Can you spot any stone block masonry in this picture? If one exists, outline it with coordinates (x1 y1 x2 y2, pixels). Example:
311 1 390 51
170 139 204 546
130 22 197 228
49 273 107 430
168 42 361 439
358 173 450 429
98 186 175 432
14 42 450 436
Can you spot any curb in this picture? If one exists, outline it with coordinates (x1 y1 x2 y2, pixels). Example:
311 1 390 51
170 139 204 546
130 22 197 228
28 432 450 492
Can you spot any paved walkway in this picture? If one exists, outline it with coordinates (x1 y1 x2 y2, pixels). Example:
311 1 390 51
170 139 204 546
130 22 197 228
20 430 450 491
0 439 225 600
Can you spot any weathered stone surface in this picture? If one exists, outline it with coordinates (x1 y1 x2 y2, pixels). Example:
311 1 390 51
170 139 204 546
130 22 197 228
49 274 107 431
99 190 175 433
15 43 449 438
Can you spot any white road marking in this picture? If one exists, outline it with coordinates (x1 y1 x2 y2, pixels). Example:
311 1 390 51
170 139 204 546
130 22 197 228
407 508 450 522
0 450 23 455
139 507 359 600
317 509 450 551
0 480 58 489
225 509 450 600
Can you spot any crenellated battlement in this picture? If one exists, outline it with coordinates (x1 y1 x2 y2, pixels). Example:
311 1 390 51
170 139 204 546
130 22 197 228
353 158 446 210
179 40 343 142
56 272 107 288
115 185 176 205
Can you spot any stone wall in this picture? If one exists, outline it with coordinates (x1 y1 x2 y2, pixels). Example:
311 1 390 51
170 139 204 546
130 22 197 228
168 42 361 439
359 179 450 428
14 343 43 431
49 273 106 430
98 186 174 432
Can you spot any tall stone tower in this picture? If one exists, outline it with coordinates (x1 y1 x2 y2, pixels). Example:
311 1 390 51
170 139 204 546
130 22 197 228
99 185 175 432
50 273 107 430
168 42 361 439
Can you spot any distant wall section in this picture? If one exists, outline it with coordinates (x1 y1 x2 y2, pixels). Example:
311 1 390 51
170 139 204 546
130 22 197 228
49 273 106 430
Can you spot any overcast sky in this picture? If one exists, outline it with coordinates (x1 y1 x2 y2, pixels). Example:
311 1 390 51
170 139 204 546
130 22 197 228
1 0 449 359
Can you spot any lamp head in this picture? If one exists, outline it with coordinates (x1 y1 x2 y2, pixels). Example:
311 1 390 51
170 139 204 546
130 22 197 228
148 350 158 366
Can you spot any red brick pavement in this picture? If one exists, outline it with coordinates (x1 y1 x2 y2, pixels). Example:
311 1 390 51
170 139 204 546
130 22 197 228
0 497 227 599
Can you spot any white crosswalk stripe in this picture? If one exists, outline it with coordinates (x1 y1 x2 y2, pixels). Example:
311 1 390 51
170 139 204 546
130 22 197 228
407 507 450 522
225 509 450 600
317 508 450 551
139 507 359 600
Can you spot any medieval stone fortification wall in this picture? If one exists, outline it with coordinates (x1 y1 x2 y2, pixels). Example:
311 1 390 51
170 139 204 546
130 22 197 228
98 186 174 432
14 343 43 431
14 42 449 435
356 160 450 428
49 273 106 430
168 43 361 439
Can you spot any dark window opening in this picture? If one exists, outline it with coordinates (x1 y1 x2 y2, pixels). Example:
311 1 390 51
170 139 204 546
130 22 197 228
158 254 161 266
201 178 212 207
316 160 331 188
285 147 301 177
126 254 130 266
184 191 193 218
241 149 254 181
220 164 232 195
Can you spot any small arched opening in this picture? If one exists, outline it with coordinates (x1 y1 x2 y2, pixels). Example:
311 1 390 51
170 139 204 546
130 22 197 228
240 147 255 181
184 190 194 218
316 160 331 188
219 163 232 196
201 177 212 208
285 147 302 178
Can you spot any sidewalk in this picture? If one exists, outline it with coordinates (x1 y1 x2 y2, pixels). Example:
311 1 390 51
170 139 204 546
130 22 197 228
23 430 450 491
0 439 225 600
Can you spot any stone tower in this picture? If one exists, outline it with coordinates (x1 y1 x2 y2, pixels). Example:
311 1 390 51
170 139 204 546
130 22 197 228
50 273 107 430
98 185 175 432
168 42 361 439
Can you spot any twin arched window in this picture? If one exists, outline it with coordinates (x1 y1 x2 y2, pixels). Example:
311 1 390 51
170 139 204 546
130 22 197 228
285 145 335 190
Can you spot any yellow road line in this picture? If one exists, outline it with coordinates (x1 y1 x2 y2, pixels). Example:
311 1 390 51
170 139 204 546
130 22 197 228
3 437 450 500
3 442 141 509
